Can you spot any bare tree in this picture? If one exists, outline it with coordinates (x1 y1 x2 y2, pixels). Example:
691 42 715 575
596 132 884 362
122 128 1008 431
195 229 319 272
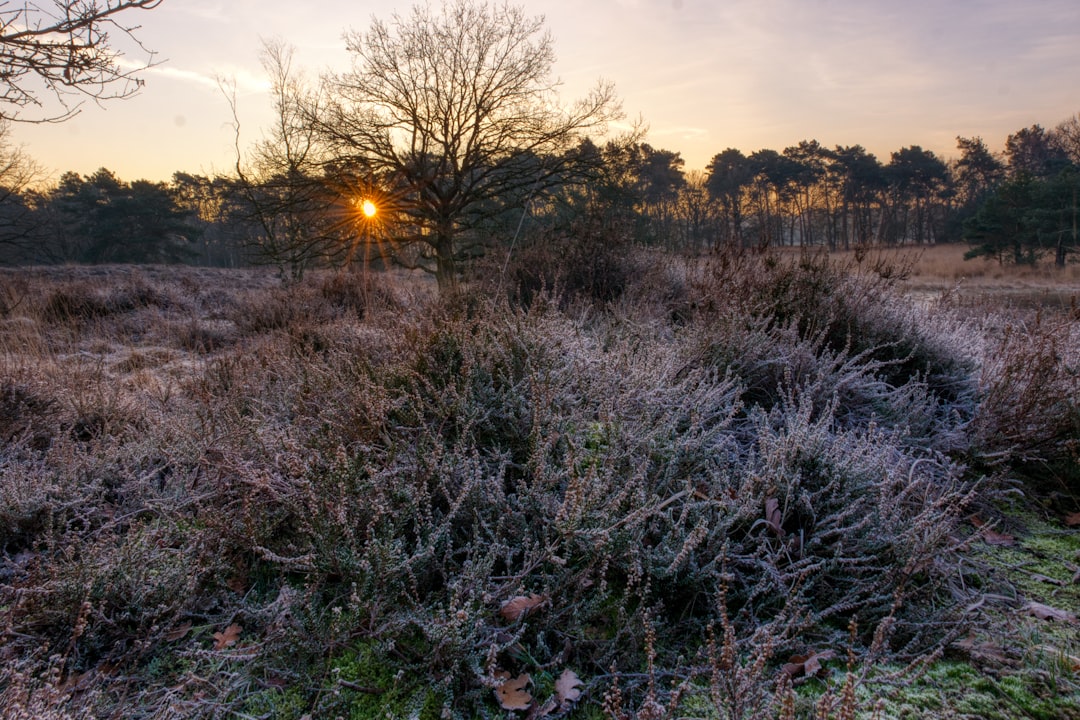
1053 112 1080 165
0 118 46 261
0 0 163 122
309 0 620 292
223 40 359 281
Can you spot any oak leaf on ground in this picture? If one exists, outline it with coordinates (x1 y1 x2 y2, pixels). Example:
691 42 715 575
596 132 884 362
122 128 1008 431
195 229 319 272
212 623 242 650
165 621 192 642
494 670 533 711
782 649 836 678
1023 601 1077 624
764 497 785 538
499 593 550 622
982 529 1016 546
555 668 584 706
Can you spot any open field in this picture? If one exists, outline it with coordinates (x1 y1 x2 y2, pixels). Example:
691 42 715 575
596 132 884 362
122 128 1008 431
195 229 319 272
848 244 1079 315
0 250 1077 718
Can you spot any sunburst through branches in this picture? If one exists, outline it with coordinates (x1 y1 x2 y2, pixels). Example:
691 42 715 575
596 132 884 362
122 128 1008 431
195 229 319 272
324 172 407 271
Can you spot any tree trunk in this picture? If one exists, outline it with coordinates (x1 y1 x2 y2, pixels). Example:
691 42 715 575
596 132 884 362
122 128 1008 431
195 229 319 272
434 229 457 294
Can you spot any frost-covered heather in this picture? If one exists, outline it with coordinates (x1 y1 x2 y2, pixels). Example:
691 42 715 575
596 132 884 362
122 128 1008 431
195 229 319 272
0 254 1074 718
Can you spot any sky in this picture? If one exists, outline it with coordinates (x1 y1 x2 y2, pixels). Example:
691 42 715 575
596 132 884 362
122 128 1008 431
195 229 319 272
10 0 1080 184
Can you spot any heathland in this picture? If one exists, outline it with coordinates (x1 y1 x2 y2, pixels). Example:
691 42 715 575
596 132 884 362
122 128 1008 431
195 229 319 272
0 245 1077 719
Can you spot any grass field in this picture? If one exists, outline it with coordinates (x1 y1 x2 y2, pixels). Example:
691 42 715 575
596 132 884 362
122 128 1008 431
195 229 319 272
0 247 1077 718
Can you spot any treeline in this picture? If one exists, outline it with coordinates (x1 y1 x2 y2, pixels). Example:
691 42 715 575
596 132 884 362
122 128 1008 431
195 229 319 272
611 118 1079 264
0 116 1077 270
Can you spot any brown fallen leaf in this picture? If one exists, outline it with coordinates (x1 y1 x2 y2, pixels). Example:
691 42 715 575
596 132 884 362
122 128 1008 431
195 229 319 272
212 623 242 650
1065 511 1080 527
165 621 193 642
499 593 550 622
765 497 785 538
1023 601 1078 624
529 698 559 719
494 671 533 711
982 529 1016 546
555 668 584 707
781 649 836 678
953 635 1013 666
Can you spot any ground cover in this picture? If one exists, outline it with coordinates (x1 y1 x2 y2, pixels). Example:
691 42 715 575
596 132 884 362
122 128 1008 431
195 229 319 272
0 248 1076 718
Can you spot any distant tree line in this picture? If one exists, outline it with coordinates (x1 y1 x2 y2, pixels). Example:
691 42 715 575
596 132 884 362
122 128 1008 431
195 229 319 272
0 113 1076 271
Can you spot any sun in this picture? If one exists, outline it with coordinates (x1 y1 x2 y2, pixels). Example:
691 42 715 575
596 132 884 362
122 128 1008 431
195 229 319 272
360 198 378 218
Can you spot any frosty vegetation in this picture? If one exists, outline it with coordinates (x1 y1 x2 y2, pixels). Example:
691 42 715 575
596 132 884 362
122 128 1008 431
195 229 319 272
1 245 1077 718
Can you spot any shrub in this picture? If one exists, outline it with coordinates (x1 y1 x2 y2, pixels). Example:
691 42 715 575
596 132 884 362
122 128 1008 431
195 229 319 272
0 259 985 718
40 276 178 327
969 310 1080 497
490 213 642 308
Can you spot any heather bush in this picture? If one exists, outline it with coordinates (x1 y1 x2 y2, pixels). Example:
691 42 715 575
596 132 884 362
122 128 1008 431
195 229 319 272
39 275 180 328
967 309 1080 496
0 256 1021 718
489 213 643 308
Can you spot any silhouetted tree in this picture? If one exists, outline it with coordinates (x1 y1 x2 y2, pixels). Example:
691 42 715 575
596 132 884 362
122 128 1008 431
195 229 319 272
884 146 950 244
825 145 885 249
226 40 354 281
1053 113 1080 165
1005 124 1069 179
705 148 751 248
783 140 829 246
307 0 620 292
632 143 685 241
1029 166 1080 267
954 136 1004 207
670 170 716 251
964 176 1037 264
43 168 199 263
170 172 246 267
745 149 801 248
0 120 47 262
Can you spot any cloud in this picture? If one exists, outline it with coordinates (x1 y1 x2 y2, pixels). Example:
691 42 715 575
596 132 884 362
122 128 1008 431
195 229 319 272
117 57 270 95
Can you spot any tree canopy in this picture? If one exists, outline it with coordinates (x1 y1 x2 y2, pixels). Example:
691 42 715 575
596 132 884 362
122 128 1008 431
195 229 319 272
308 0 621 291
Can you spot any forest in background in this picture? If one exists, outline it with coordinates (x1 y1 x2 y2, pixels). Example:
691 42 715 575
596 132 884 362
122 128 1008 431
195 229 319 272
0 115 1077 278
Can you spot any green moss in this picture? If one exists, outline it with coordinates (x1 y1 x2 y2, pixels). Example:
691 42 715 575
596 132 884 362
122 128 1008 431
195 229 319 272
240 686 309 720
325 640 447 720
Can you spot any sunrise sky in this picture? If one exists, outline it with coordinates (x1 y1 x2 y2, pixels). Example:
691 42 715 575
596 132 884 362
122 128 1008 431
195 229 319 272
12 0 1080 183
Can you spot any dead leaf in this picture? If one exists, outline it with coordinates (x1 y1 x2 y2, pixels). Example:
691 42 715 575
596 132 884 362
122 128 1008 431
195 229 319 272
499 593 550 622
782 649 836 678
555 668 584 707
494 671 533 711
529 698 559 719
212 623 242 650
982 529 1016 546
1065 512 1080 527
227 576 247 595
765 497 785 538
1023 601 1078 624
165 621 192 642
953 635 1013 666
